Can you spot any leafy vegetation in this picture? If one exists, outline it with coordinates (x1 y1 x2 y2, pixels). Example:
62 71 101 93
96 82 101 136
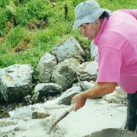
0 0 137 103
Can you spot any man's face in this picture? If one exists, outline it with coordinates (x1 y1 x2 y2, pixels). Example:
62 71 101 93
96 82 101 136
80 19 101 40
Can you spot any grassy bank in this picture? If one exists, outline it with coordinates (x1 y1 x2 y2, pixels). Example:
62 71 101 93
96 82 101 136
0 0 137 69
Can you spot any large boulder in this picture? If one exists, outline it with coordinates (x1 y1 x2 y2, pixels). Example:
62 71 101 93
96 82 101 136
37 52 57 83
0 64 34 103
52 58 80 90
52 36 85 63
77 61 98 81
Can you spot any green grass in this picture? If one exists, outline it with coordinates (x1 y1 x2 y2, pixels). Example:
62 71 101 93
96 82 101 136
0 0 137 103
1 0 136 68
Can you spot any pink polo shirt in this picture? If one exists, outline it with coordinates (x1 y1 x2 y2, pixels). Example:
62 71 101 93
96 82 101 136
94 9 137 94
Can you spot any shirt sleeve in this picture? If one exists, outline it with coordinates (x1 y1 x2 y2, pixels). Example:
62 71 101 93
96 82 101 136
97 47 123 82
119 9 137 20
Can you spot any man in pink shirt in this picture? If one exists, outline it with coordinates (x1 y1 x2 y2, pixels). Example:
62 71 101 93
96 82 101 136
72 0 137 133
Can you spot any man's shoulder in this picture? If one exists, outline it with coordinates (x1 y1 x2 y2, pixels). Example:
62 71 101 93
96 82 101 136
111 9 129 14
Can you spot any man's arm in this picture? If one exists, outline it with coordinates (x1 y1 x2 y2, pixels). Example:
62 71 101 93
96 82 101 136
72 82 116 111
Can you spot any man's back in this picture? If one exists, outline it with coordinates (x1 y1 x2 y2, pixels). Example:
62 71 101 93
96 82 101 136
94 9 137 94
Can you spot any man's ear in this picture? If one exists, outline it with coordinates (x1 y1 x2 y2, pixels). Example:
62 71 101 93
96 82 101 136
95 18 100 24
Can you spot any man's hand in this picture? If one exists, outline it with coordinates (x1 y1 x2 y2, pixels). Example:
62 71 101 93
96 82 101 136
71 93 86 111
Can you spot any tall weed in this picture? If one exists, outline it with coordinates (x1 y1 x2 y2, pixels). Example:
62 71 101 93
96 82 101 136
4 26 26 50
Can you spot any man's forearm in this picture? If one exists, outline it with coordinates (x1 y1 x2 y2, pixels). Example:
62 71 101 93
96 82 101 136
80 82 116 99
71 82 117 111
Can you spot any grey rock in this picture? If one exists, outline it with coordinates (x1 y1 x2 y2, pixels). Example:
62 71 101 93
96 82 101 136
90 40 98 61
0 64 34 102
73 81 95 91
2 104 16 112
31 92 40 103
0 111 10 119
32 112 50 119
58 86 82 105
34 83 63 96
52 58 80 90
77 61 98 81
14 127 21 131
23 95 32 106
24 95 31 102
37 52 57 83
52 36 85 63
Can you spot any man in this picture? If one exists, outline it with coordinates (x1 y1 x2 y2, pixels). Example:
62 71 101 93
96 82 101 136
72 0 137 133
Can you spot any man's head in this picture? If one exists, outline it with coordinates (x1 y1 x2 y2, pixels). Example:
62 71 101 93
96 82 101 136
73 0 111 40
